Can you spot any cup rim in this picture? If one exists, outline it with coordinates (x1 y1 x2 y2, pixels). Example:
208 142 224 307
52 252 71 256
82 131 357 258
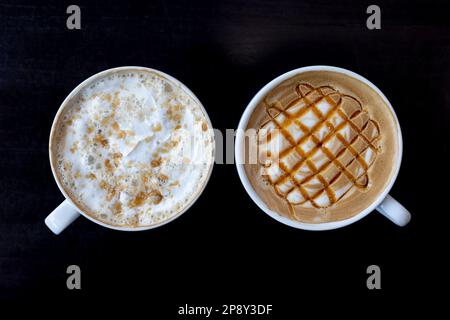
49 66 215 231
235 65 403 231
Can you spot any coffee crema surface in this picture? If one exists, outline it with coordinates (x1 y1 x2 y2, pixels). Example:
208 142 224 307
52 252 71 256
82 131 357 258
51 70 214 227
244 71 399 223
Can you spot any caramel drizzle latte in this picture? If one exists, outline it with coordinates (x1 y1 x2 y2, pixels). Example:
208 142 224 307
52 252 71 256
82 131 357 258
258 83 381 213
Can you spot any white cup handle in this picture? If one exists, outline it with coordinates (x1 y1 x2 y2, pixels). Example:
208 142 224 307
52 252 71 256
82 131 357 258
45 200 80 234
376 194 411 227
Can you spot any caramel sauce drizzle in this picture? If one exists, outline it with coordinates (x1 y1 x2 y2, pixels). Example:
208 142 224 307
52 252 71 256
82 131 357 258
259 83 380 212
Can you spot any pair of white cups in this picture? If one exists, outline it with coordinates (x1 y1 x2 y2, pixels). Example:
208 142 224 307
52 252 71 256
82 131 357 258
46 66 411 234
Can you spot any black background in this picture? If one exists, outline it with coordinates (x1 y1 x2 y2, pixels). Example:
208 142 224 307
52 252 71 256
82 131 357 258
0 0 448 315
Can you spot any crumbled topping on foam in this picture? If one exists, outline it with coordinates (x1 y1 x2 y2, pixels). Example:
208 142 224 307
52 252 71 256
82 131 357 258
55 71 214 227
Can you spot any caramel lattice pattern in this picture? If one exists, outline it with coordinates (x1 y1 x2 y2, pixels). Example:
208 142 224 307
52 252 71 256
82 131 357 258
258 83 380 208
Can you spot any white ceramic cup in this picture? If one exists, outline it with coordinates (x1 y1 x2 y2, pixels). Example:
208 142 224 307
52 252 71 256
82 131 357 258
235 66 411 230
45 66 214 234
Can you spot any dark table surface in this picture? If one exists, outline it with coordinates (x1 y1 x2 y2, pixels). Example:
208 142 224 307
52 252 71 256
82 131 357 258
0 0 448 314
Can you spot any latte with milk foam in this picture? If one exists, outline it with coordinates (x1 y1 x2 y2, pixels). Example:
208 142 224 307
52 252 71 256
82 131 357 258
244 70 400 223
51 69 214 227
